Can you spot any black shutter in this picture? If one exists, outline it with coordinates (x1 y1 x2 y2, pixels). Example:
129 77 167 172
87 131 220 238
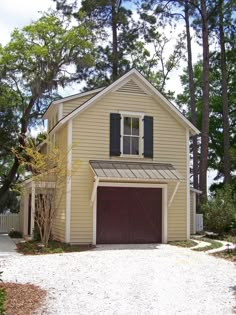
110 113 121 156
144 116 153 158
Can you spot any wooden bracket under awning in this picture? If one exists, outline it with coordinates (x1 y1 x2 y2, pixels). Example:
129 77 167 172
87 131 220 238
168 181 180 207
90 176 99 206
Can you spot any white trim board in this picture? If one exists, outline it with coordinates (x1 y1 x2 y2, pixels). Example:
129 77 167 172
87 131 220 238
120 112 144 158
193 192 196 234
92 182 168 245
190 188 202 194
65 120 72 243
186 129 190 239
49 69 200 136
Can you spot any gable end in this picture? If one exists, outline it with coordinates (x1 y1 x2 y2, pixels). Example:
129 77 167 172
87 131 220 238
115 79 147 95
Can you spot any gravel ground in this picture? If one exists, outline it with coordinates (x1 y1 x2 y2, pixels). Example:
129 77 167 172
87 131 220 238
1 244 235 315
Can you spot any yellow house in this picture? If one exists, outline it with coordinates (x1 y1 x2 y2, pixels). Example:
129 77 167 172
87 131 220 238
21 69 200 244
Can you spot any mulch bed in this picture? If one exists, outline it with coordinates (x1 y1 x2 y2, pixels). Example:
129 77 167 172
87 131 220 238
0 283 46 315
16 240 94 255
168 240 198 248
212 250 236 262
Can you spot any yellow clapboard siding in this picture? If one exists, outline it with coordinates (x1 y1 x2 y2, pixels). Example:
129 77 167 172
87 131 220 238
52 124 67 242
69 89 188 243
63 93 99 117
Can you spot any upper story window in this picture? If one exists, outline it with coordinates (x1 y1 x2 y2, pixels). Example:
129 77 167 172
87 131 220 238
110 112 153 158
122 115 141 156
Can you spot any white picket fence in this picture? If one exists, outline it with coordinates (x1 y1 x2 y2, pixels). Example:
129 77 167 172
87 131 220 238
0 213 20 233
196 214 204 232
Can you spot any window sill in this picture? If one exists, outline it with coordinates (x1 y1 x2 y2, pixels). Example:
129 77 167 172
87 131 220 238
120 154 143 158
110 155 153 161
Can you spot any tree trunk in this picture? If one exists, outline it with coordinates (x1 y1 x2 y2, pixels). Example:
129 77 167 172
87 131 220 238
184 0 198 190
219 0 231 184
0 97 37 202
199 0 210 201
111 0 118 81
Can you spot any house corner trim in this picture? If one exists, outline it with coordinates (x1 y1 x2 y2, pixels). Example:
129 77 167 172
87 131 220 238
66 120 72 243
186 129 190 239
58 102 63 120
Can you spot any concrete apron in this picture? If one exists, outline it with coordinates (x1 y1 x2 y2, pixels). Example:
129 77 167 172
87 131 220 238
0 234 18 256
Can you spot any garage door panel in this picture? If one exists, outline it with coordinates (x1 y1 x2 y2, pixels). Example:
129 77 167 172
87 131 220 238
97 187 162 244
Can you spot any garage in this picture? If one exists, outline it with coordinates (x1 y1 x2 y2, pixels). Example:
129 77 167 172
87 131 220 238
90 160 182 245
97 186 162 244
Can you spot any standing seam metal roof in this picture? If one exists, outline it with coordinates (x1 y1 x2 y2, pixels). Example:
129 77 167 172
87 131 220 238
89 160 183 181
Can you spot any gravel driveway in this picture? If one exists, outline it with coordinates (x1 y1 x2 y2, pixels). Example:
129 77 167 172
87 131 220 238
1 244 235 315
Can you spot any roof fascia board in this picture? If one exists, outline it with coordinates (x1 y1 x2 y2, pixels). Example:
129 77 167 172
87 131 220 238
43 102 60 120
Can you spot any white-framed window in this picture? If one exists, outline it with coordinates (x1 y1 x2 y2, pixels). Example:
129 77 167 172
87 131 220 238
120 112 144 156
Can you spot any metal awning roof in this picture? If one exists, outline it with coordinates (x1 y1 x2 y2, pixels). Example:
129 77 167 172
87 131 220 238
89 160 183 181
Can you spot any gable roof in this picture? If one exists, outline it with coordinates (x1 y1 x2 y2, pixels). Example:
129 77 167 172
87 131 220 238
49 69 200 136
43 87 104 119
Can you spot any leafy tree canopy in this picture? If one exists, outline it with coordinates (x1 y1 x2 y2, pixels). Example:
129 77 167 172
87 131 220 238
0 10 95 207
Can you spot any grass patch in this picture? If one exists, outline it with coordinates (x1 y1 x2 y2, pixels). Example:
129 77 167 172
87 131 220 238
17 240 94 255
0 288 6 315
168 240 198 248
216 235 236 244
192 238 223 252
212 250 236 262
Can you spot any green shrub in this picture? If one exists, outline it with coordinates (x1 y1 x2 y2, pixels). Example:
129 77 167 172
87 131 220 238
202 186 236 235
52 248 64 254
33 226 41 241
0 288 6 315
41 247 51 254
8 230 22 238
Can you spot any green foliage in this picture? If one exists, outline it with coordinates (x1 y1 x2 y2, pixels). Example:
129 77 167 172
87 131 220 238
54 0 182 96
202 186 236 234
0 85 21 193
177 49 236 181
8 230 22 239
76 0 139 86
51 248 64 254
0 288 5 315
0 10 94 205
0 191 20 214
33 226 41 242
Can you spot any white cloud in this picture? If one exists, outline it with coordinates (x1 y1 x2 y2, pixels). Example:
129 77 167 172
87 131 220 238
0 0 55 45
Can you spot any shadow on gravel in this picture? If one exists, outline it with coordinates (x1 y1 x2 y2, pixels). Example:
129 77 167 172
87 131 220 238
230 286 236 313
93 244 162 251
230 285 236 294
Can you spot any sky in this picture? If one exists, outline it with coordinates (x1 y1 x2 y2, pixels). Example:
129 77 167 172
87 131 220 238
0 0 56 45
0 0 202 93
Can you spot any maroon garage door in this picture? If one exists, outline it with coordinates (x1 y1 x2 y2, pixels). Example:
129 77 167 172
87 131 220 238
97 187 162 244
